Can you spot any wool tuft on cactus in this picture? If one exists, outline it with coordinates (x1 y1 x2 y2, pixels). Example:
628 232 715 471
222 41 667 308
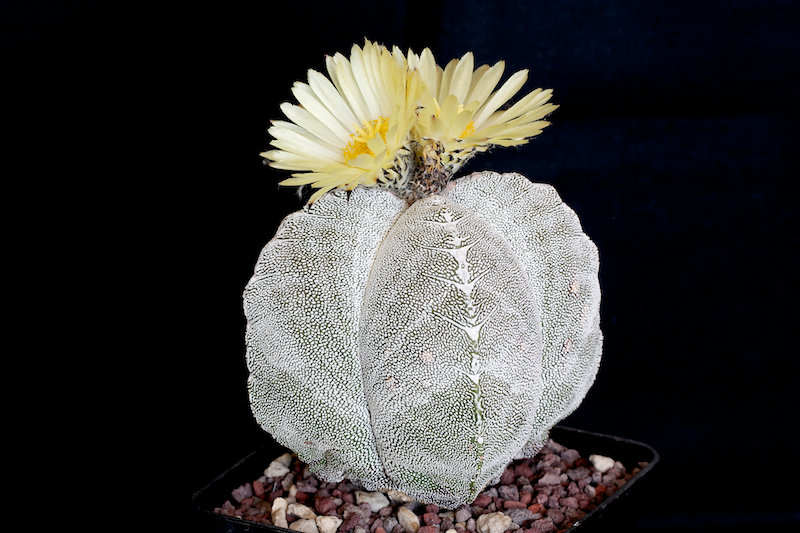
245 40 602 508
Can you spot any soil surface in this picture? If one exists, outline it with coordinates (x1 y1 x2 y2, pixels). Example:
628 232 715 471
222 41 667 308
214 439 646 533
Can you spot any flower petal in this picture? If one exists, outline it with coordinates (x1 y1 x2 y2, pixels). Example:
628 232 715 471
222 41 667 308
449 52 474 104
291 82 353 141
479 88 554 129
437 57 459 103
327 53 371 124
261 150 331 171
413 48 439 97
307 69 360 130
349 43 382 119
280 102 346 147
269 120 342 155
472 69 529 127
466 61 505 107
348 153 377 170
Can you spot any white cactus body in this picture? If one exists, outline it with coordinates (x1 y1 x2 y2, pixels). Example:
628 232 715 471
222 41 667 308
244 171 602 507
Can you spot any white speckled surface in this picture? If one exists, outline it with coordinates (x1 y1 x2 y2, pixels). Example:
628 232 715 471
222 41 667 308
244 172 602 507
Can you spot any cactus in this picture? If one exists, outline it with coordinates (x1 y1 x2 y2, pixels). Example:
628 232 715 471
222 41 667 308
245 41 602 508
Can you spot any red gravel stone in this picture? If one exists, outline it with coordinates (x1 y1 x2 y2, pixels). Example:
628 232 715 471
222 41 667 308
315 496 338 515
575 493 589 508
499 468 516 485
538 473 561 486
515 462 534 478
559 497 578 509
341 513 361 531
423 513 441 525
502 501 528 510
418 526 440 533
547 508 565 525
532 517 557 533
526 503 542 514
472 494 492 507
498 485 519 501
560 449 580 467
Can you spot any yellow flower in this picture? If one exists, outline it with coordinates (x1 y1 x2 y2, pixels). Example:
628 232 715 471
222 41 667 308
262 41 557 203
261 40 422 203
398 47 558 175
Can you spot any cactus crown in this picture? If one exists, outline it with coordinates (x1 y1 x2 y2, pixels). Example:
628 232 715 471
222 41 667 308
261 39 558 203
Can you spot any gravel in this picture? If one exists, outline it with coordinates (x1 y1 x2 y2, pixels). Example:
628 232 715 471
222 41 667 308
213 439 643 533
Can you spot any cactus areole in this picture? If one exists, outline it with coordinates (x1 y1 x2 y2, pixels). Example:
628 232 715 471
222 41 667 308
245 41 602 508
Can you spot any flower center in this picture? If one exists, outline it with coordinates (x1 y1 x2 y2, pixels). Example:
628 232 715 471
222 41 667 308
343 117 389 163
460 121 475 139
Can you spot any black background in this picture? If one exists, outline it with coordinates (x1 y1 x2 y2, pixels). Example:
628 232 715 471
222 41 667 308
5 1 798 531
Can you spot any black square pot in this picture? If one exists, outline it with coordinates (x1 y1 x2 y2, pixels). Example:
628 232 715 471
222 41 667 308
193 425 659 533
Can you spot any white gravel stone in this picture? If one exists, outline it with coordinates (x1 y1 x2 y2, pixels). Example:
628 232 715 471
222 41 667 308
265 462 290 478
290 519 319 533
589 454 615 474
387 490 413 502
288 502 317 519
271 497 288 528
276 452 294 466
476 512 513 533
397 506 421 533
355 491 391 512
316 516 343 533
265 453 293 477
